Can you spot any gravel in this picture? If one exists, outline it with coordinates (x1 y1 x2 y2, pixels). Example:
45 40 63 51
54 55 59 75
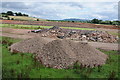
9 37 108 69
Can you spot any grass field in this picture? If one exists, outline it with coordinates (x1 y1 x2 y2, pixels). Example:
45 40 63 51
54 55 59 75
1 36 119 78
0 24 95 30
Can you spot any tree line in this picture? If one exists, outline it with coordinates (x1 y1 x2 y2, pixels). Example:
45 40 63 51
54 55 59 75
1 11 29 17
91 18 120 25
48 19 120 25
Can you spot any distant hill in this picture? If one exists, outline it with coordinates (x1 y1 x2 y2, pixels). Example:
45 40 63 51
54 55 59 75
8 16 46 21
63 18 90 22
0 15 46 21
0 11 46 21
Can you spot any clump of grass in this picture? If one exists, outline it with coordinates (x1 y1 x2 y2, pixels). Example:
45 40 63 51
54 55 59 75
72 61 93 78
1 37 21 46
108 70 117 79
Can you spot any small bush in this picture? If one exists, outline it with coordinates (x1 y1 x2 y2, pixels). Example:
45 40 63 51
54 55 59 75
37 19 39 21
11 18 14 20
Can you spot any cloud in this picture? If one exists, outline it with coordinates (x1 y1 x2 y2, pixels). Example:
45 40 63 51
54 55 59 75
2 0 120 2
92 14 108 19
118 1 120 20
1 2 118 20
2 2 29 9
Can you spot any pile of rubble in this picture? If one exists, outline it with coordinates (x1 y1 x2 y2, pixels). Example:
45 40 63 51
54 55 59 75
9 37 108 69
33 26 118 43
79 31 118 43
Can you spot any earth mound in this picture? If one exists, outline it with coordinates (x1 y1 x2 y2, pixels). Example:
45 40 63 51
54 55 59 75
9 37 50 53
9 37 108 69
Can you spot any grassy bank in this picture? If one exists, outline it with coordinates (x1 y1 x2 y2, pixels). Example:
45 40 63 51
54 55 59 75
0 24 95 30
1 37 119 78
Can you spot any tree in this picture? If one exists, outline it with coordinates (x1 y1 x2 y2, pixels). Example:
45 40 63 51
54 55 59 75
15 12 23 16
37 19 39 21
100 21 106 24
1 12 8 17
22 14 28 16
17 12 23 16
1 12 6 15
7 11 14 16
112 21 119 25
14 13 18 16
7 17 10 20
11 18 14 20
91 18 100 24
72 21 75 23
91 18 99 24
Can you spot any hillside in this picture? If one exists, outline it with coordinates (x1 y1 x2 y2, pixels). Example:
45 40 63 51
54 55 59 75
0 11 46 21
8 16 46 21
0 16 46 21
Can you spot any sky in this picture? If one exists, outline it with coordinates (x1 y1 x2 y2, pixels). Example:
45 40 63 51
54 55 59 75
1 0 120 20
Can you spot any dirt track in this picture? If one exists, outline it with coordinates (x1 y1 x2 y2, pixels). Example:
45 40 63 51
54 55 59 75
88 42 118 51
0 27 118 50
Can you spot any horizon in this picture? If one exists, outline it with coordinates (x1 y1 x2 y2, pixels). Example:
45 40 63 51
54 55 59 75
1 2 119 21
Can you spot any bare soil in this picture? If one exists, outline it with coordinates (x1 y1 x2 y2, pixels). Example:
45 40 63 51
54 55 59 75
9 37 108 69
1 27 118 50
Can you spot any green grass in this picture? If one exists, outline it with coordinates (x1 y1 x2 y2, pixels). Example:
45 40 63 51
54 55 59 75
0 24 95 30
0 24 52 30
1 36 119 78
61 27 95 30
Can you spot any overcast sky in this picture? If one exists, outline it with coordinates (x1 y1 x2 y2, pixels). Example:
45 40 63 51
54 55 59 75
1 0 120 20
